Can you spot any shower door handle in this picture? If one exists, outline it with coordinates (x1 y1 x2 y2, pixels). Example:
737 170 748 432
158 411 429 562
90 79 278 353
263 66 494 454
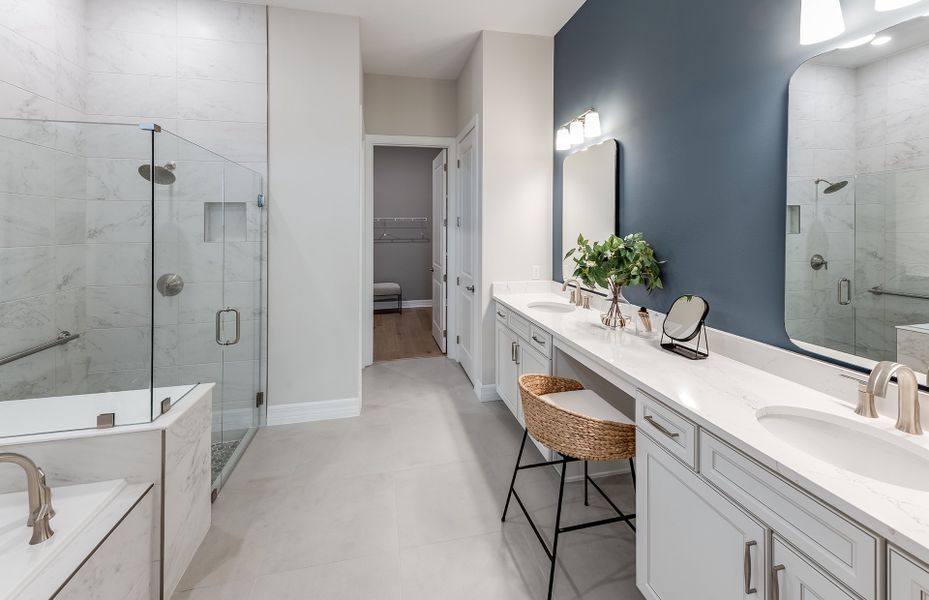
215 308 241 346
838 278 851 306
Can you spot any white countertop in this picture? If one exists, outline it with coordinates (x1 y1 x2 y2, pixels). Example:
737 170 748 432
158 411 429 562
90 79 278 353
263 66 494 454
494 288 929 565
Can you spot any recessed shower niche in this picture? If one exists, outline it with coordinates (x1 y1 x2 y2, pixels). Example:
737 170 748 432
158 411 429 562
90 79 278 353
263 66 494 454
204 202 247 242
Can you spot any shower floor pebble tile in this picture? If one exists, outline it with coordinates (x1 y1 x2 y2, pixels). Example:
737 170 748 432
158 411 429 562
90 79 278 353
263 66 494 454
173 357 641 600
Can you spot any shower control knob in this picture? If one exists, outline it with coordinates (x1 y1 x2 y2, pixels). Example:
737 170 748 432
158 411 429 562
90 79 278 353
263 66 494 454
156 273 185 297
810 254 828 271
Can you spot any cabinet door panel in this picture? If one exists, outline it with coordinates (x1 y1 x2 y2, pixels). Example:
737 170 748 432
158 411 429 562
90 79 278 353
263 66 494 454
494 322 519 418
889 548 929 600
772 537 856 600
518 342 552 459
637 433 766 600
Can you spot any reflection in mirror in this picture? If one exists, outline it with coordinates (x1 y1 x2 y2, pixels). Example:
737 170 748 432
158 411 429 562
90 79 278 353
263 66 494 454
786 16 929 378
561 139 617 281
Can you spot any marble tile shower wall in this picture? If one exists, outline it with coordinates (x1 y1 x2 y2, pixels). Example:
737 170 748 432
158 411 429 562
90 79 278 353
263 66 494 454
853 43 929 362
787 63 857 354
0 0 267 423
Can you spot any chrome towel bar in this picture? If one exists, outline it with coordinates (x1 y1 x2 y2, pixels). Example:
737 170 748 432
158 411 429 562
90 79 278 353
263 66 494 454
0 331 80 367
868 287 929 301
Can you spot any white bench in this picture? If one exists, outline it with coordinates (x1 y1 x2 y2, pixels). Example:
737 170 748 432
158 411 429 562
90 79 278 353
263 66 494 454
374 282 402 313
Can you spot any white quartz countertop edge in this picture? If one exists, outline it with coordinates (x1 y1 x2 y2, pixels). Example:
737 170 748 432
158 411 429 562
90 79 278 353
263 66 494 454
494 291 929 565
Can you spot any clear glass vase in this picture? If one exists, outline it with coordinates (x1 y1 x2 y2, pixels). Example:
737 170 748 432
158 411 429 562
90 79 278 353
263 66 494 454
600 283 628 329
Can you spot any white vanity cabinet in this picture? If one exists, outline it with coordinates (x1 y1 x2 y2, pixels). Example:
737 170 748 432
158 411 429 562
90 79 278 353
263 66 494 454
494 302 553 458
636 432 767 600
772 536 856 600
889 548 929 599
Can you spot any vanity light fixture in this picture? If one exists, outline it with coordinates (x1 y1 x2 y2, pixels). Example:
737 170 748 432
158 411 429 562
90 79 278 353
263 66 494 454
555 108 601 150
875 0 920 11
569 120 585 145
871 34 893 45
800 0 846 45
555 126 571 151
583 110 601 138
838 33 877 48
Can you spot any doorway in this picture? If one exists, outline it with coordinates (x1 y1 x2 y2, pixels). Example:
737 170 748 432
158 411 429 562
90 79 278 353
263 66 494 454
363 136 457 365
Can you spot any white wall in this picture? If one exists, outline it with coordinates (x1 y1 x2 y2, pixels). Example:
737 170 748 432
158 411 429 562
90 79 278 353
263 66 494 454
364 74 458 138
268 8 363 412
452 32 553 390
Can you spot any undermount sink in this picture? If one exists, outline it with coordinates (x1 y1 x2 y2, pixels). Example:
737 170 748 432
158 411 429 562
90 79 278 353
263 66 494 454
756 406 929 490
527 301 575 314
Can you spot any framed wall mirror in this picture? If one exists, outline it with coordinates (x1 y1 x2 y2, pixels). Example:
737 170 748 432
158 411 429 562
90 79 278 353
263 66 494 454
785 15 929 380
561 139 618 281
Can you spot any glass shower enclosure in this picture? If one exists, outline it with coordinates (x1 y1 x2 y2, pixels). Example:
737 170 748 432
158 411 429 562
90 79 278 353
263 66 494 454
0 118 266 491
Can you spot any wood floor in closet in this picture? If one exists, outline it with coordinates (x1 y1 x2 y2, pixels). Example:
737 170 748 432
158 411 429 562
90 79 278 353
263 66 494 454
374 307 443 362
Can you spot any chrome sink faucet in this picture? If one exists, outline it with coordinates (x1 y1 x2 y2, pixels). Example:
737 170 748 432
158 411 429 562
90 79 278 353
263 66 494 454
562 278 584 307
866 361 923 435
0 453 55 544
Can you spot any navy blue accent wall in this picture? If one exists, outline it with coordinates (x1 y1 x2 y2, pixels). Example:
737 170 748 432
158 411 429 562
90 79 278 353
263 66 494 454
554 0 902 349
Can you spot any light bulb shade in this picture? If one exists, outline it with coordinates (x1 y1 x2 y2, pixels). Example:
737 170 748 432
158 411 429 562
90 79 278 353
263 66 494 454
555 127 571 151
569 120 585 145
875 0 919 11
583 111 601 138
800 0 846 45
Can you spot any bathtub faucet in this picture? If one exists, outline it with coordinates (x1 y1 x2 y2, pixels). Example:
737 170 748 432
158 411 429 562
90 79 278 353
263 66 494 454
0 453 55 544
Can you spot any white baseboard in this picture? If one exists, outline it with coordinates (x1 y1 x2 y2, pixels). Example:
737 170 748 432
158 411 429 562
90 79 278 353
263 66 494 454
373 299 431 309
475 382 501 402
267 397 361 426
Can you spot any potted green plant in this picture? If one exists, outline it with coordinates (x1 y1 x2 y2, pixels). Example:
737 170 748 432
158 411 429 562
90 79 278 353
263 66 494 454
564 232 663 328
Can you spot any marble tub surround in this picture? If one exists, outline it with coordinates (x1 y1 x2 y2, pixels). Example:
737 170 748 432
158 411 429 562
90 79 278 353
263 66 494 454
0 479 153 600
0 384 213 600
898 323 929 374
493 281 929 565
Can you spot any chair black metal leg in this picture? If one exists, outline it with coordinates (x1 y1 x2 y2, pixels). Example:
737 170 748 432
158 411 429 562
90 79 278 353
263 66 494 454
502 429 529 521
629 458 636 490
547 456 568 600
583 461 589 506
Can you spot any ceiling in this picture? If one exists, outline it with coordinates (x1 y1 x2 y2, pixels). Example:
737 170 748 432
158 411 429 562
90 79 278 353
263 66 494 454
813 15 929 68
261 0 586 79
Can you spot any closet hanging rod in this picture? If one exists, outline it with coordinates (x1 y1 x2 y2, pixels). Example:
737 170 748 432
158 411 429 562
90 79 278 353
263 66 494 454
374 217 429 223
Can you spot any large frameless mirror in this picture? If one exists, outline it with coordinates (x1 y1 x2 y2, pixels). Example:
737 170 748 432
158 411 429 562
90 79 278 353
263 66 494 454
785 15 929 381
561 139 618 281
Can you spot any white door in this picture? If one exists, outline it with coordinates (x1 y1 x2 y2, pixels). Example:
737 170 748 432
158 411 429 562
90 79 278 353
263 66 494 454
456 127 477 382
637 434 767 600
431 149 448 352
772 537 856 600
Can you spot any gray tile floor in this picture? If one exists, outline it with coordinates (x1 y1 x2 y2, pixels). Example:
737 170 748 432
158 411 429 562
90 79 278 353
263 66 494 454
174 357 641 600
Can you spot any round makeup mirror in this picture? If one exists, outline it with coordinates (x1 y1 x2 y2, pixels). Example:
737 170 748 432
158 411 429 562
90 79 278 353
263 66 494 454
663 295 709 342
661 295 710 360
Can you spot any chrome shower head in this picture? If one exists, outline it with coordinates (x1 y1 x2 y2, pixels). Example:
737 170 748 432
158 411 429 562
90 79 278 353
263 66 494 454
815 178 848 194
138 161 177 185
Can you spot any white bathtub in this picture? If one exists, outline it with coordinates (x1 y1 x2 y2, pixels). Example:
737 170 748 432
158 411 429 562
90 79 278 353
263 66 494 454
0 385 197 438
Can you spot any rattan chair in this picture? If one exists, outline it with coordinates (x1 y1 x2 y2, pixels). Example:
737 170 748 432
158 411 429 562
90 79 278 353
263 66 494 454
502 374 637 600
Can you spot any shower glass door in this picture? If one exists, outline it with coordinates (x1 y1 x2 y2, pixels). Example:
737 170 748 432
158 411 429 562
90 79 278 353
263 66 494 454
152 129 264 490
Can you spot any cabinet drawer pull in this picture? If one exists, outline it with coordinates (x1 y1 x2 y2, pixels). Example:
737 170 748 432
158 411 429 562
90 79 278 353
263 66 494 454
772 565 785 600
644 415 680 439
511 341 517 362
531 335 546 345
743 541 757 595
515 344 520 366
497 310 506 318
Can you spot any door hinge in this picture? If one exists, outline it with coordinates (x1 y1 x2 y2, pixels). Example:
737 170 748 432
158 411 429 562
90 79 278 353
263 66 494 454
443 163 447 172
442 274 447 282
443 329 447 338
457 159 461 168
443 218 447 227
456 276 460 285
457 216 461 227
255 391 264 407
257 194 265 208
